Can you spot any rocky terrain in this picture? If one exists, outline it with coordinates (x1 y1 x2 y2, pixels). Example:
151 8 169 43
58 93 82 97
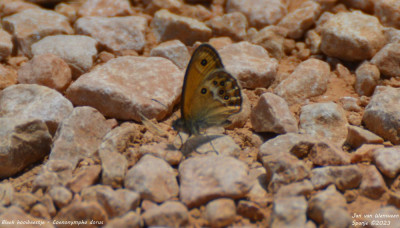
1 0 400 227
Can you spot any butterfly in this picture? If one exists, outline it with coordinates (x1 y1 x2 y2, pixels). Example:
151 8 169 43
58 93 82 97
172 43 242 136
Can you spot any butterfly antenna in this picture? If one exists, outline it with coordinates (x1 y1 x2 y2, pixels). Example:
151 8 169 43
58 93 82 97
209 140 219 155
151 99 180 120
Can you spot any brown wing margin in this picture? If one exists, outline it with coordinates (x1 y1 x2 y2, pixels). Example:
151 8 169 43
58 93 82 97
181 43 224 120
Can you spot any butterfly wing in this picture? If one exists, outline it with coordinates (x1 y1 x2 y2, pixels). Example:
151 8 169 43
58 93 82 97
188 69 242 132
181 44 224 121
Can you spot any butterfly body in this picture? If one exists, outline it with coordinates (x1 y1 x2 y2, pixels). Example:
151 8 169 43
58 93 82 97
172 44 242 136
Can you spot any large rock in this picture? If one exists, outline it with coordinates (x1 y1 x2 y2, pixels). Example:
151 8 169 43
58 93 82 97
142 201 189 227
0 28 13 61
31 35 98 79
75 16 147 53
179 156 250 208
151 9 211 45
78 0 133 17
251 92 298 134
81 185 140 218
319 11 386 61
226 0 287 29
0 84 73 135
50 106 112 168
371 42 400 78
363 86 400 144
2 8 73 57
277 1 321 39
66 56 183 122
0 64 17 90
219 42 278 89
299 102 348 147
125 155 179 203
0 118 51 178
17 53 72 92
274 59 330 105
98 123 139 188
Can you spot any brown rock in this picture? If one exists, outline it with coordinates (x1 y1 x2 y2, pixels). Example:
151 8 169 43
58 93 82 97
151 9 211 45
0 64 17 90
50 106 112 168
0 118 51 178
251 92 298 134
307 185 349 225
2 8 73 57
31 35 98 79
206 12 248 41
371 42 400 78
104 211 141 228
226 0 287 29
49 186 73 208
247 167 269 207
359 165 386 199
78 0 133 17
142 201 189 227
33 160 73 191
271 196 308 227
319 11 386 61
305 29 322 55
179 156 250 208
150 40 190 70
309 141 350 166
67 165 101 193
81 185 140 218
373 146 400 178
237 200 266 222
219 42 278 89
18 53 72 92
350 144 383 163
75 16 147 53
13 192 39 212
0 84 73 135
300 102 348 147
322 207 352 228
205 198 236 227
278 1 321 39
263 153 310 192
343 0 374 12
339 96 361 112
139 142 183 165
0 29 12 61
30 203 51 220
55 3 77 22
311 165 362 190
346 125 384 149
374 0 400 29
259 133 316 159
363 86 400 144
250 25 288 59
143 0 182 15
274 58 330 105
98 123 139 187
0 0 39 17
355 62 380 96
181 134 240 158
40 193 56 217
66 56 183 122
276 180 314 198
125 155 179 203
54 201 108 227
0 183 14 206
